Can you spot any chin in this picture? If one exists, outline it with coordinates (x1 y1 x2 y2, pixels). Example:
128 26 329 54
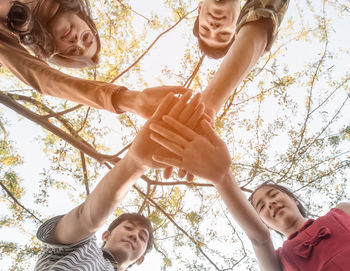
112 247 130 263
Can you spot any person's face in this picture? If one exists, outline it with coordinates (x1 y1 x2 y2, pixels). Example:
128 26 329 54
102 220 149 266
48 11 98 59
197 0 240 48
252 186 304 234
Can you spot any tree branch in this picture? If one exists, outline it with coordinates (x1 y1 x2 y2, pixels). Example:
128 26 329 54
0 181 42 223
110 8 196 83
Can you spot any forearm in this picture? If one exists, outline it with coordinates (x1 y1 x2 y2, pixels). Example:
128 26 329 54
113 88 140 115
51 155 146 244
215 170 270 243
215 170 281 270
201 19 272 116
0 31 126 114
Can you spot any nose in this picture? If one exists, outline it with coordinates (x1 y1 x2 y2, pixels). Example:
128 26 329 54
209 19 220 28
68 32 78 43
128 231 137 242
268 201 276 210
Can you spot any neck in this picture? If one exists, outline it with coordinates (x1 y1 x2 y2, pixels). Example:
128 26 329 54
282 216 308 237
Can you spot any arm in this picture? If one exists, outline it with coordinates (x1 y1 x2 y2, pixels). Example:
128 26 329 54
0 31 125 113
48 91 202 245
116 86 189 119
49 154 146 245
150 118 281 271
201 18 273 117
0 30 189 118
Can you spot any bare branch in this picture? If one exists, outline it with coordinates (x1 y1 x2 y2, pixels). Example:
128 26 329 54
184 55 205 88
44 104 84 119
0 181 42 223
80 152 90 196
110 8 196 83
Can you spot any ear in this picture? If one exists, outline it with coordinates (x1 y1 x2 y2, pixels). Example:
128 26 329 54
198 2 203 15
102 230 110 242
135 255 145 265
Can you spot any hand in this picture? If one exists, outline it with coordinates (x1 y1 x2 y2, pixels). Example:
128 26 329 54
135 86 190 119
162 110 213 182
128 91 205 169
149 117 231 183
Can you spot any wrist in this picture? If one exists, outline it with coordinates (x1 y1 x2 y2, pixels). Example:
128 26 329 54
214 169 234 190
112 88 138 114
123 153 148 173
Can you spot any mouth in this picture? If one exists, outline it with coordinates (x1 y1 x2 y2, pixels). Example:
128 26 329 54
123 240 134 250
209 12 224 21
273 206 284 218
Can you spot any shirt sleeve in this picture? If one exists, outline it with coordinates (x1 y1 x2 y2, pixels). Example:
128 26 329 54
0 30 126 114
236 0 290 51
36 215 95 248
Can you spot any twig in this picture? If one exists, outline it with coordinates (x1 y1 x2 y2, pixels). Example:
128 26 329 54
110 8 196 83
0 181 42 223
80 152 90 196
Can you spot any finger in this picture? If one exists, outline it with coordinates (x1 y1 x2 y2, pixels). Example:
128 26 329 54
168 91 192 118
152 92 175 119
186 103 205 129
177 93 201 124
163 167 173 179
152 155 183 168
150 133 184 157
178 168 187 178
149 123 188 148
202 112 212 124
162 116 196 141
186 173 194 183
201 120 222 145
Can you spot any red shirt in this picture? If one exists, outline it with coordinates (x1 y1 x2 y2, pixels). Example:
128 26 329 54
277 208 350 271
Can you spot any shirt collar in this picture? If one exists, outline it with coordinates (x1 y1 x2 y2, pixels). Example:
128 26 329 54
288 219 314 240
101 248 119 270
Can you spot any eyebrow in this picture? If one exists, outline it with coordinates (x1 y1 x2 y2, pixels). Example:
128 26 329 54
254 188 274 209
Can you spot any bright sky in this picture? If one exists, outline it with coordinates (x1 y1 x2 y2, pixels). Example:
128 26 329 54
0 0 349 270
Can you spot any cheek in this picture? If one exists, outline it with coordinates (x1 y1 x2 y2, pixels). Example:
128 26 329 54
54 39 69 52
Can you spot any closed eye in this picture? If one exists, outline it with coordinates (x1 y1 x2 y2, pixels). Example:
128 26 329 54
139 234 146 242
201 25 209 31
259 204 265 212
218 32 231 42
199 25 209 38
125 225 133 231
271 192 278 197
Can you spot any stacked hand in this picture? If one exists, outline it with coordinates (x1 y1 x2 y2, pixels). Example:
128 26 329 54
128 91 206 169
149 114 232 184
136 86 190 119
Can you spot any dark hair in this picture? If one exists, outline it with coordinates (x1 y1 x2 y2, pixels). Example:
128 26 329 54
192 16 234 59
7 0 101 68
104 213 154 254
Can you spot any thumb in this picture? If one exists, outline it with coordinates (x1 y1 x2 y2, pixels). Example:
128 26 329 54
151 93 175 119
201 120 222 146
